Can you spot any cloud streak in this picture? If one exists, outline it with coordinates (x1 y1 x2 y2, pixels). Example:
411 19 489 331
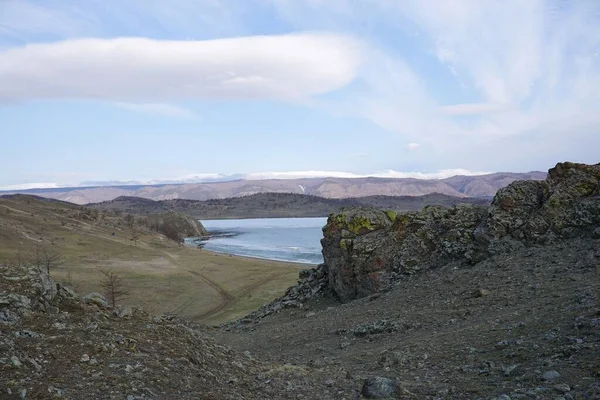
0 34 362 102
267 0 600 154
113 103 196 118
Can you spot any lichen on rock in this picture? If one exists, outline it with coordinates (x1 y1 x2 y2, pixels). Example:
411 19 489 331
320 162 600 302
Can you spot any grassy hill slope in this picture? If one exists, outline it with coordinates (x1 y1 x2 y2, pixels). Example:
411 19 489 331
0 194 303 324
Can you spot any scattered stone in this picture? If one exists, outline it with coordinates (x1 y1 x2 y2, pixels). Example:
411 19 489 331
496 339 524 348
14 329 41 338
80 354 90 362
542 370 561 381
58 285 79 300
503 364 519 377
53 322 67 330
473 288 490 298
0 293 31 309
361 376 399 398
554 383 571 393
10 355 22 368
350 319 400 337
115 305 133 318
0 308 20 325
28 358 42 371
83 292 109 308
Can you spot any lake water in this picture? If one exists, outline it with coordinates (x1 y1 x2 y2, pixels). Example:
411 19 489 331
191 217 327 264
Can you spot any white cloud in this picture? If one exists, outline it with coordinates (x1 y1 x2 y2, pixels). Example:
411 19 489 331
0 182 61 191
405 142 420 151
0 34 362 102
266 0 600 158
113 103 196 118
243 169 490 180
441 103 509 116
175 173 228 182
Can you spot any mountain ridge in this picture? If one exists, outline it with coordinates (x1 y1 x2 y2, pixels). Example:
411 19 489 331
0 171 547 205
88 192 491 219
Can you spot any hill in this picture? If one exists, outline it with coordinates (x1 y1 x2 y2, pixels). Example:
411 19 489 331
0 194 303 324
1 171 547 204
89 192 490 219
1 162 598 398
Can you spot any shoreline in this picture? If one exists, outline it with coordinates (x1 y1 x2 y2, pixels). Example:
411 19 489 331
186 230 323 266
199 247 319 266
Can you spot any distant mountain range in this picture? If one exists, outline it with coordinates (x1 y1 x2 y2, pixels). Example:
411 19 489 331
0 171 547 205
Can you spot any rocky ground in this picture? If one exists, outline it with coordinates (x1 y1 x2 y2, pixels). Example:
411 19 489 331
215 162 600 399
216 237 600 399
0 265 352 399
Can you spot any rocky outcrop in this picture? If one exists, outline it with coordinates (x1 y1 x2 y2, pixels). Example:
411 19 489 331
322 162 600 302
222 263 330 330
0 267 79 325
148 211 208 242
486 162 600 245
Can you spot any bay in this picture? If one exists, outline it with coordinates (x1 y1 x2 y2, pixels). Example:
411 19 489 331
190 217 327 264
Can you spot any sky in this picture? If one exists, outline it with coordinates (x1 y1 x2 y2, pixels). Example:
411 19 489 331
1 0 599 189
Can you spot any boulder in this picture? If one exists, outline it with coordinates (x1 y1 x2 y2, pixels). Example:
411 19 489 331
83 292 109 308
361 376 399 398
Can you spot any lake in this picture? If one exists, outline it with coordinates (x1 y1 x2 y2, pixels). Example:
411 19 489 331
190 217 327 264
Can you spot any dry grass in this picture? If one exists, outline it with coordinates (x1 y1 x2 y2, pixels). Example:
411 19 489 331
0 195 304 324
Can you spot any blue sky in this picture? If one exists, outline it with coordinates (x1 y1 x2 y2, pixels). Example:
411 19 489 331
1 0 599 189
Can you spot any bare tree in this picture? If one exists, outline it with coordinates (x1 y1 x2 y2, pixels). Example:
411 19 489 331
130 231 142 246
101 270 129 308
28 244 43 269
28 244 64 275
124 213 135 227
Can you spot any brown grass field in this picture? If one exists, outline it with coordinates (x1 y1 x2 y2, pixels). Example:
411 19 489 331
0 195 304 324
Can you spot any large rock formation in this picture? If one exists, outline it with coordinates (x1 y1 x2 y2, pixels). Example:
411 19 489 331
322 162 600 302
148 211 208 242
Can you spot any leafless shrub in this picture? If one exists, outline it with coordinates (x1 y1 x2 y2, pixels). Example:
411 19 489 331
100 270 129 308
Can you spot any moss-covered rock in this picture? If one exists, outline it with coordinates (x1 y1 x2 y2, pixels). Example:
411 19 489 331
321 162 600 302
